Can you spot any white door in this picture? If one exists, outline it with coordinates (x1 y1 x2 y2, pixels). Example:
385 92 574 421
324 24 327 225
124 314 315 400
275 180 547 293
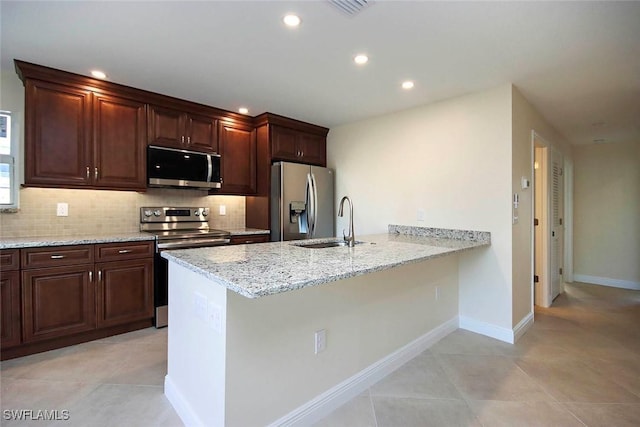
550 148 564 300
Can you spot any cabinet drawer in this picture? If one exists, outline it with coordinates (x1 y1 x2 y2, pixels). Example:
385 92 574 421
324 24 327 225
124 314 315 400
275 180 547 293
229 235 270 245
95 241 154 262
21 245 93 269
0 250 20 271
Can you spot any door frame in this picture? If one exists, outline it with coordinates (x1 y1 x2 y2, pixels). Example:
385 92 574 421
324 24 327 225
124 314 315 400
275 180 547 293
532 131 552 308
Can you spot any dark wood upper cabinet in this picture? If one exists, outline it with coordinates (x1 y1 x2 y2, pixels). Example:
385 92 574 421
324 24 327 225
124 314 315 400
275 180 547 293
17 61 147 191
23 79 92 187
217 121 257 195
271 125 326 166
148 105 218 153
93 93 147 189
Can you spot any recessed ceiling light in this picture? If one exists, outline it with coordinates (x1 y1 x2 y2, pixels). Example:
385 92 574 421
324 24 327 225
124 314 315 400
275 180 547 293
283 14 301 27
401 81 414 90
354 54 368 65
91 70 107 79
238 107 249 115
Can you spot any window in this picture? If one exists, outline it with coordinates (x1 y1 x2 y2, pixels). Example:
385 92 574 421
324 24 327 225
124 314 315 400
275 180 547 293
0 111 17 209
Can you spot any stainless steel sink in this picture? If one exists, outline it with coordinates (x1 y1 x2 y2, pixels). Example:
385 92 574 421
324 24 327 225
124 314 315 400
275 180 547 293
294 240 365 249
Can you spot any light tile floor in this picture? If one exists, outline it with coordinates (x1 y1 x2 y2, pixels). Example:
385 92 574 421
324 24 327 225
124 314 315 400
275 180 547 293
1 282 638 426
314 282 640 426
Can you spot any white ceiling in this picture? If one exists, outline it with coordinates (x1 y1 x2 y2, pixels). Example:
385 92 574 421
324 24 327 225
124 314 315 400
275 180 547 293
1 1 639 146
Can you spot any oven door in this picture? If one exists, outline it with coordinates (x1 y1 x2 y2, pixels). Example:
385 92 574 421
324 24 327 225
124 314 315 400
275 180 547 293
153 237 230 328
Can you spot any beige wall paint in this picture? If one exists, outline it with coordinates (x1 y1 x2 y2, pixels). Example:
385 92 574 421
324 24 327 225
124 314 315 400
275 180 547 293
0 188 245 237
573 141 640 285
327 85 514 331
511 87 572 325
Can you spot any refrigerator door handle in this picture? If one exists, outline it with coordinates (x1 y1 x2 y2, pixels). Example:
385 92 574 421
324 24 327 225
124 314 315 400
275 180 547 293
306 173 315 237
310 172 319 238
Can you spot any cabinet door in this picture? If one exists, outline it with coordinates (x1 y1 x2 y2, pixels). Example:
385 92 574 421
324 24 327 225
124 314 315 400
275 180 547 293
96 259 153 328
298 133 327 167
22 265 95 343
1 271 21 348
24 80 92 187
186 113 218 153
218 122 256 194
93 93 147 190
148 106 186 149
271 125 300 162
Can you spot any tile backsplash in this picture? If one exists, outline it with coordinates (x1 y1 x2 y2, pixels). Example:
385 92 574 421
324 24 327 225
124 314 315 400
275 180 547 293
0 187 246 238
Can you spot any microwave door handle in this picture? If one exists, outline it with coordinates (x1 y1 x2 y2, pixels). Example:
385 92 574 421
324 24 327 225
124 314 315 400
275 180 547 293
206 154 213 182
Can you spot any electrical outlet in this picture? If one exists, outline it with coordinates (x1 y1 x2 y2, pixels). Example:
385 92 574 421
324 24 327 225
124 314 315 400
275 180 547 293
314 329 326 354
207 301 222 333
56 203 69 217
219 205 226 215
194 292 207 320
417 208 426 222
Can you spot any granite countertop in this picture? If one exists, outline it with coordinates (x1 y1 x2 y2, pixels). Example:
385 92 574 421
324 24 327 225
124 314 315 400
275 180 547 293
0 232 156 249
161 225 490 299
224 228 270 236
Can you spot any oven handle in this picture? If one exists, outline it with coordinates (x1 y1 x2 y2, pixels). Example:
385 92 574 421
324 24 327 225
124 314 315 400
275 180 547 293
157 238 230 250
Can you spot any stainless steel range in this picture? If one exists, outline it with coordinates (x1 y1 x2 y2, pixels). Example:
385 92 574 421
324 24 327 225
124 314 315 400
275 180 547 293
140 207 230 327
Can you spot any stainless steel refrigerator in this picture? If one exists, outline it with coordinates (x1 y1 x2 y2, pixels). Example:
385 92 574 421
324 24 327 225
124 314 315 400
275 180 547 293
271 162 335 241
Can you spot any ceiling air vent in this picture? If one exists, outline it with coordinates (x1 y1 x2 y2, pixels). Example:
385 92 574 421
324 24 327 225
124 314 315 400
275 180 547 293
327 0 374 17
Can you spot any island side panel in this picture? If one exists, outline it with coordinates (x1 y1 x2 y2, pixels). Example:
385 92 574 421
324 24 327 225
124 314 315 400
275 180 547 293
225 255 459 427
165 262 228 427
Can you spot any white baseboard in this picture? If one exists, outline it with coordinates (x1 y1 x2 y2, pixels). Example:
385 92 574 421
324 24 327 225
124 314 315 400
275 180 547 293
573 274 640 291
165 375 205 427
459 316 514 344
267 316 459 427
513 312 534 342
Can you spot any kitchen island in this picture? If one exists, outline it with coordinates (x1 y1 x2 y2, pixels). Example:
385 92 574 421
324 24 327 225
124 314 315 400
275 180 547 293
162 225 489 426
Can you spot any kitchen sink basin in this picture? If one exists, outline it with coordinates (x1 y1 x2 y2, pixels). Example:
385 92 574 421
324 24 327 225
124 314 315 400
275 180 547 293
293 240 365 249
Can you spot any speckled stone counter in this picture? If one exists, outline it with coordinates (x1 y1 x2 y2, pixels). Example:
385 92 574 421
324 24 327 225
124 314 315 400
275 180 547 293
161 225 490 299
0 232 156 249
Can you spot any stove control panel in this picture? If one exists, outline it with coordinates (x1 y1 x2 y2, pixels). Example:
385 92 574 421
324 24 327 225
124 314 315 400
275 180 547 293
140 207 210 223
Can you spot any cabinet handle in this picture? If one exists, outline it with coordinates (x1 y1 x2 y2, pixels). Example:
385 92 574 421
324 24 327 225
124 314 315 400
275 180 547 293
86 166 90 179
301 150 304 157
118 249 132 254
50 255 65 259
181 136 185 144
187 136 191 145
98 270 102 281
89 271 93 282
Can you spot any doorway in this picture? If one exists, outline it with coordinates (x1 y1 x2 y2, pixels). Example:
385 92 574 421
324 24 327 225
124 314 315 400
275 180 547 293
533 131 564 307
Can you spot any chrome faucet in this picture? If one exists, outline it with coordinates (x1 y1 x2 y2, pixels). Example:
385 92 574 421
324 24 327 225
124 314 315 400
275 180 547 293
338 196 355 247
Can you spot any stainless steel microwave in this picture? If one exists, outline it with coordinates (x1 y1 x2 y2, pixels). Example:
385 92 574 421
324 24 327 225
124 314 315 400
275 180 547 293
147 145 222 190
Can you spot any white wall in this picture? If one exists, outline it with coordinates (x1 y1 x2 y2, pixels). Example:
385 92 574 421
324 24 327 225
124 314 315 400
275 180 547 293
573 141 640 288
328 85 514 332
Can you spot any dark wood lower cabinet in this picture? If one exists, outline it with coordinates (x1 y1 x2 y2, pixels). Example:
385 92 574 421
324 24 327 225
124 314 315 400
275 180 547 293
22 265 96 343
2 242 154 361
1 271 21 348
97 259 153 328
